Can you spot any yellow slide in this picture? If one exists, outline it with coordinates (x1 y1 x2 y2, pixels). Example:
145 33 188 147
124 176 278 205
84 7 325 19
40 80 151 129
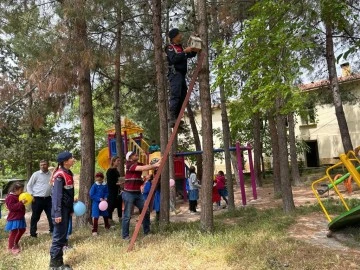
97 147 110 170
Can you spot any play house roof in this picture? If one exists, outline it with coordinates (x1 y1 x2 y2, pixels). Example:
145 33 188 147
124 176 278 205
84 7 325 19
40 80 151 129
106 117 144 136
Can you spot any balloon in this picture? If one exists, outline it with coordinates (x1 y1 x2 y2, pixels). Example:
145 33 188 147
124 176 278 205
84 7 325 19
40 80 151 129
73 201 86 216
19 192 33 206
99 201 108 211
169 179 175 187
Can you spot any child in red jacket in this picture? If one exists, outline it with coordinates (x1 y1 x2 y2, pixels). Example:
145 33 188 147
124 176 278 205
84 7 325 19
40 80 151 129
5 182 27 255
215 171 228 208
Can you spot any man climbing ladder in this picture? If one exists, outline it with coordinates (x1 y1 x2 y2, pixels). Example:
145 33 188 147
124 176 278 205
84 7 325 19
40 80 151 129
165 28 197 128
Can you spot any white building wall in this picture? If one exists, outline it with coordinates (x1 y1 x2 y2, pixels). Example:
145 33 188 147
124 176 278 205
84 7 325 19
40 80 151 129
295 87 360 165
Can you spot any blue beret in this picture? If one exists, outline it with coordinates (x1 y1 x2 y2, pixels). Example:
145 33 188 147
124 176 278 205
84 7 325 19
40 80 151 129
57 151 73 163
168 28 180 39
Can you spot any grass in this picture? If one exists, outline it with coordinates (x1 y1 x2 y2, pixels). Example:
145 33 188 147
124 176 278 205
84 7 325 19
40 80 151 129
1 203 360 270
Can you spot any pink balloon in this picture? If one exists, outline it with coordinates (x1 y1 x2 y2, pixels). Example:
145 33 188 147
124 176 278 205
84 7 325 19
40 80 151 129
99 201 108 211
169 179 175 187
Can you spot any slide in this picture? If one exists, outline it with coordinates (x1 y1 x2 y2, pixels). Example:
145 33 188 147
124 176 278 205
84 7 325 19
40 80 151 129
97 147 110 170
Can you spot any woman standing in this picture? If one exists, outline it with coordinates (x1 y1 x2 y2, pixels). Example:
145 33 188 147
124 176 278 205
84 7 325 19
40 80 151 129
106 156 123 223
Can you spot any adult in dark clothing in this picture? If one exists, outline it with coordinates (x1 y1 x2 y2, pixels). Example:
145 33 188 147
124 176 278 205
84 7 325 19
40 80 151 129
27 159 53 237
106 156 123 223
49 151 75 270
165 28 197 127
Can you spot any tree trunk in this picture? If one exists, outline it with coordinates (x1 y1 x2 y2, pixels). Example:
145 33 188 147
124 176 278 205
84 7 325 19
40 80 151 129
260 154 266 179
26 94 34 180
151 0 169 225
71 0 95 226
253 111 263 187
231 153 240 181
275 101 295 213
288 112 301 186
114 6 125 176
268 112 281 197
197 0 214 232
186 103 203 180
219 85 235 210
325 22 353 153
210 0 235 210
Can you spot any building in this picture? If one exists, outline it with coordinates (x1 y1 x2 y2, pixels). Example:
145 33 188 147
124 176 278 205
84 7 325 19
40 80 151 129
296 68 360 167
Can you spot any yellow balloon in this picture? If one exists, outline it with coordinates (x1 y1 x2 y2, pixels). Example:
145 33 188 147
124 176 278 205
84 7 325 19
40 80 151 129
19 192 33 206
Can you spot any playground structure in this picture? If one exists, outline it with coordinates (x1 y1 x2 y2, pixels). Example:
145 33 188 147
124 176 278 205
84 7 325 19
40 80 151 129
312 149 360 231
97 118 257 205
97 118 186 180
97 118 149 169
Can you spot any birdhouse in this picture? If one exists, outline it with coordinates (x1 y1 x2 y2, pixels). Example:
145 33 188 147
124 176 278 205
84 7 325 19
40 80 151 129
188 36 202 52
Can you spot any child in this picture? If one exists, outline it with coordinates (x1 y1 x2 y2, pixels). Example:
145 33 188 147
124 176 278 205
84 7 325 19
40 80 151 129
169 179 180 214
142 174 161 221
188 166 201 214
89 172 110 235
212 177 221 210
5 181 27 255
215 171 228 208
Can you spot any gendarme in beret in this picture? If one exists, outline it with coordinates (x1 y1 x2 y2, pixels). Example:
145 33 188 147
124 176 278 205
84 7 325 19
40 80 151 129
57 151 73 163
168 28 180 40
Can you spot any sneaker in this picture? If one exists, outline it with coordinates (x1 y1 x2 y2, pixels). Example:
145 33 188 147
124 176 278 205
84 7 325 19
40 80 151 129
92 232 98 236
11 247 20 255
123 236 130 241
30 233 38 238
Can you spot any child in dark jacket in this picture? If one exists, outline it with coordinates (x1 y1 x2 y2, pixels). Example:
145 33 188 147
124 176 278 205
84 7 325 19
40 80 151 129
89 172 110 235
5 182 27 255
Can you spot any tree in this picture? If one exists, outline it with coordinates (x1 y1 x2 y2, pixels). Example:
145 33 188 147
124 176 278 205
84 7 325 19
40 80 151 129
321 1 353 152
215 0 316 213
65 0 95 226
113 3 125 176
197 0 214 232
288 112 301 185
151 0 170 225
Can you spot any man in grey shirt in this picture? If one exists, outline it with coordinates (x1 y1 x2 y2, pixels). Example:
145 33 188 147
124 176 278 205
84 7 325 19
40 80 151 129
27 160 53 237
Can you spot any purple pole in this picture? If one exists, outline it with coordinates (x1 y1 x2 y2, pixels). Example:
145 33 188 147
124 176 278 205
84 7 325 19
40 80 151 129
236 142 247 206
247 143 257 200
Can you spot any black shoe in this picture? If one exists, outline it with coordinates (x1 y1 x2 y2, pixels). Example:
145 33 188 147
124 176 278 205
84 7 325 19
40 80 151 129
30 233 38 238
49 265 72 270
49 258 72 270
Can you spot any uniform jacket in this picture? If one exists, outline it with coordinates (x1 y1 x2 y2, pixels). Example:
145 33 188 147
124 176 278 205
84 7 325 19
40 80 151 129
165 43 197 75
51 167 74 218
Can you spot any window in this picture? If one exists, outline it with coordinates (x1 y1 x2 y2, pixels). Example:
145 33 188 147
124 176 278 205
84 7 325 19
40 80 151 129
301 107 316 125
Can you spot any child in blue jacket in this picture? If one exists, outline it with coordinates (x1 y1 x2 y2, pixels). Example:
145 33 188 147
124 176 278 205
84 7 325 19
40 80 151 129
142 174 161 222
89 172 110 235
